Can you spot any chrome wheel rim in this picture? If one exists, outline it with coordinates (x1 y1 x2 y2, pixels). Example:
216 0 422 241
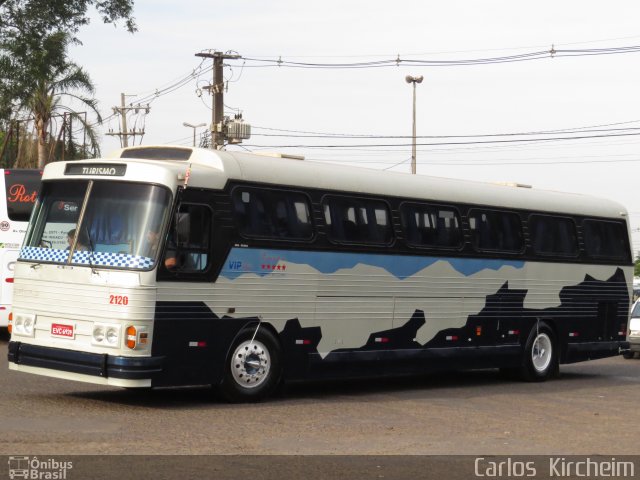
230 339 271 389
531 332 552 373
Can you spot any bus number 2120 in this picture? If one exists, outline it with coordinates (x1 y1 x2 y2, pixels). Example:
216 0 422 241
109 295 129 305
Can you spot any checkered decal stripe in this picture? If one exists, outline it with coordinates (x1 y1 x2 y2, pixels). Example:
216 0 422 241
20 247 69 263
20 247 154 269
71 251 154 269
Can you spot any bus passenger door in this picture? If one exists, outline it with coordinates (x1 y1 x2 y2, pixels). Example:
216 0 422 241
153 189 219 386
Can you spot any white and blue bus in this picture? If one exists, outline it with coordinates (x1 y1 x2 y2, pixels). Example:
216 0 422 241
7 146 632 401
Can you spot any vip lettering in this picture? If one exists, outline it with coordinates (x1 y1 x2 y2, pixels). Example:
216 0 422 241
228 260 253 271
82 166 117 175
474 458 536 477
549 457 635 477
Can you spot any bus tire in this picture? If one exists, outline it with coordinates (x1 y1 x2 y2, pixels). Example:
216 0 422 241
622 351 635 360
219 326 282 403
521 321 558 382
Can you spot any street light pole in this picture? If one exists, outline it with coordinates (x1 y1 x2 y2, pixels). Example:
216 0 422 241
405 75 423 175
183 122 207 147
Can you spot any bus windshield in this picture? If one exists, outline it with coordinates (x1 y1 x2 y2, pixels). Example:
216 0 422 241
21 180 172 270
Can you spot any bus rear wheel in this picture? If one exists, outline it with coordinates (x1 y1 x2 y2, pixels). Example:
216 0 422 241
521 321 558 382
219 327 282 403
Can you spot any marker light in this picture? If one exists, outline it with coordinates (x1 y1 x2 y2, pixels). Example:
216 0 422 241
7 312 12 334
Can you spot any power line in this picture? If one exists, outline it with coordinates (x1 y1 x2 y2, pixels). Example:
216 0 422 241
244 35 640 58
243 130 640 149
251 126 640 140
97 42 640 128
251 119 640 140
240 44 640 69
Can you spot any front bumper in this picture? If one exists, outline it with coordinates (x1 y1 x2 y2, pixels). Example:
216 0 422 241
8 341 164 383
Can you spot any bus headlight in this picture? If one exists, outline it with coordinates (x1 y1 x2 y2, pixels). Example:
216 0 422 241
106 327 119 345
92 323 120 348
93 326 105 343
23 316 34 335
12 313 36 337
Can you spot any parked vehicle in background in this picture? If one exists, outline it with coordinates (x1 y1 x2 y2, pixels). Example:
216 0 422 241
0 169 41 327
625 299 640 359
633 278 640 301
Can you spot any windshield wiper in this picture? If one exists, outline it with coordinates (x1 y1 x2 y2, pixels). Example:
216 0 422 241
83 225 99 275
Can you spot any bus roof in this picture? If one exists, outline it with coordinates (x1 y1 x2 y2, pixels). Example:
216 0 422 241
44 145 627 220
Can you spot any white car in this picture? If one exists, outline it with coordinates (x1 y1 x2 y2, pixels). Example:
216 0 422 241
625 299 640 359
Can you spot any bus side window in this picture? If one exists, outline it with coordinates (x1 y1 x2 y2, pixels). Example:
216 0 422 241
323 196 392 245
530 215 578 257
469 209 522 253
233 188 313 241
165 203 212 273
401 203 462 249
583 219 630 261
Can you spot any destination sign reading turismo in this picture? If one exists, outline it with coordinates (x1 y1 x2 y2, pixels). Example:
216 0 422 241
64 164 127 176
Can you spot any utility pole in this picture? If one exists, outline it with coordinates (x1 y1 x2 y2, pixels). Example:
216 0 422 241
194 51 241 150
405 75 423 175
120 93 128 147
106 93 150 147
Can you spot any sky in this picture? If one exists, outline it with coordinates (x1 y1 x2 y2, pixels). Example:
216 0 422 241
68 0 640 252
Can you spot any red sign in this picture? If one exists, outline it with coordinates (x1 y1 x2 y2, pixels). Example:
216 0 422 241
51 323 74 338
7 184 37 204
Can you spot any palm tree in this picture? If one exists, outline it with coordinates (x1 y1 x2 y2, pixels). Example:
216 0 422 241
23 33 102 167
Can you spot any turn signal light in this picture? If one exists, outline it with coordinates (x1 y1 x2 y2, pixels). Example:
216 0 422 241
7 312 12 334
126 325 137 349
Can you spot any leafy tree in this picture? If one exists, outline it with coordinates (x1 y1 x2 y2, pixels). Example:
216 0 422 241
23 32 102 167
0 0 136 126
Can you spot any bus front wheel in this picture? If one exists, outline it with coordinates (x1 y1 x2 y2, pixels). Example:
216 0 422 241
521 321 558 381
219 327 282 402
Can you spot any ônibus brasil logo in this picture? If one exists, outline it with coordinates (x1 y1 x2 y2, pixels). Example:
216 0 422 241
8 456 73 479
